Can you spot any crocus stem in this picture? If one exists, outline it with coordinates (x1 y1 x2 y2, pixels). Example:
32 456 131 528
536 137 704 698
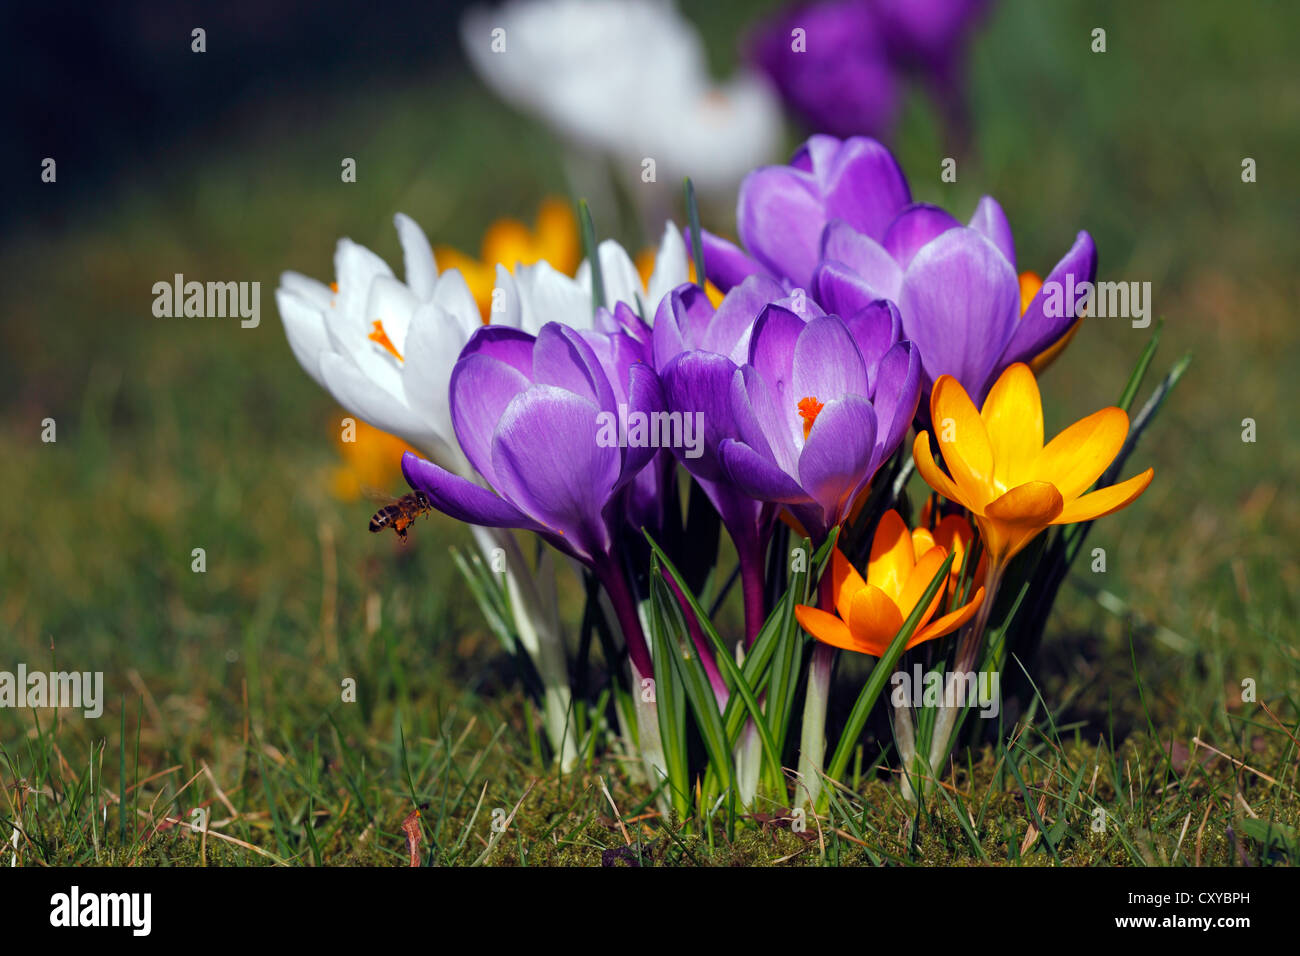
739 544 767 647
926 561 1005 777
891 695 920 804
595 563 667 793
796 643 833 811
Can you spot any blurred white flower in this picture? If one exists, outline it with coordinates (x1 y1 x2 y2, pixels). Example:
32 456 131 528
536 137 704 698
461 0 782 198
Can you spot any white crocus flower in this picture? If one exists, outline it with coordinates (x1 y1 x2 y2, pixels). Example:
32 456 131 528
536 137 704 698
277 213 688 771
461 0 782 205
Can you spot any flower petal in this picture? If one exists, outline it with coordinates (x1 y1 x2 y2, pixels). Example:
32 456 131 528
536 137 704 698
882 203 962 270
816 136 912 241
719 438 809 504
737 165 826 289
930 373 996 509
401 451 541 530
913 586 985 646
450 351 533 485
848 585 905 656
797 395 878 527
980 363 1043 490
866 509 914 602
831 547 868 621
1000 231 1098 369
698 229 766 292
795 604 858 652
912 430 966 506
967 196 1016 270
1052 468 1153 524
394 213 438 301
1032 406 1128 500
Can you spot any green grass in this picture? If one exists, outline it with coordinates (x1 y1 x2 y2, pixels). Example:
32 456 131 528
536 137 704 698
2 0 1298 865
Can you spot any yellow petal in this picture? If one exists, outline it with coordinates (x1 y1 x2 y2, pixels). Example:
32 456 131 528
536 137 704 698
867 510 914 602
980 363 1043 490
983 481 1064 562
1032 406 1128 500
913 431 968 508
795 605 856 650
913 586 985 646
911 526 936 563
848 586 905 656
535 198 580 275
1018 271 1043 315
930 374 995 509
831 548 868 623
1051 468 1153 524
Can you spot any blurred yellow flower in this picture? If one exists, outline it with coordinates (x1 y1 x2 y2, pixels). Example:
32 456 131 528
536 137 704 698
434 198 581 320
329 416 415 502
913 363 1153 566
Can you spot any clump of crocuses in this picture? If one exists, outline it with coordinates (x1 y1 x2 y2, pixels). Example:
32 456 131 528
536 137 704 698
280 132 1179 824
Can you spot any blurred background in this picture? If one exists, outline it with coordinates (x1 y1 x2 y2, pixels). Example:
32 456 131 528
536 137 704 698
1 0 1297 860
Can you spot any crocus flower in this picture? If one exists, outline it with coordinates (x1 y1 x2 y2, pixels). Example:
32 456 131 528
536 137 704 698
748 0 989 144
794 511 985 656
718 303 922 543
699 134 912 294
913 363 1154 567
433 198 580 319
460 0 782 199
400 321 664 671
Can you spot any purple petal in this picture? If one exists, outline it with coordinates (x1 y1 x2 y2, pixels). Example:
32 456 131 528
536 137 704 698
748 305 807 450
620 362 667 481
843 300 902 390
533 322 617 411
661 350 741 482
700 274 786 363
818 137 912 242
882 203 963 270
732 364 800 476
796 396 879 528
698 229 767 292
968 196 1016 270
999 231 1098 373
489 386 621 562
719 438 809 504
653 282 716 370
791 315 870 409
868 341 922 464
402 451 542 530
819 220 903 299
450 353 532 486
898 227 1020 394
461 324 535 378
737 166 826 290
814 260 891 322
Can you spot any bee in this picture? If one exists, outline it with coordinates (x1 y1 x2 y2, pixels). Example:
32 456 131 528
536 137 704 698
368 491 433 542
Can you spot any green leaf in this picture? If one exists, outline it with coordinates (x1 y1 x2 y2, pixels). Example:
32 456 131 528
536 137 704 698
578 198 605 315
684 178 706 287
646 558 691 821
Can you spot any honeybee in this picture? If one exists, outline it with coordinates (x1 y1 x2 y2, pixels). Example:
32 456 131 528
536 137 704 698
368 491 433 542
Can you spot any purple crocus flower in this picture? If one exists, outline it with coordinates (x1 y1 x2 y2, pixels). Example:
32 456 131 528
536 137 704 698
652 277 804 642
813 196 1097 403
719 303 921 544
748 0 989 146
698 135 912 294
401 318 663 675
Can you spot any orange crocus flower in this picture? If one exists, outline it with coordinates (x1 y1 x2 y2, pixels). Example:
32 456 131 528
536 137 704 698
913 363 1153 566
794 511 985 657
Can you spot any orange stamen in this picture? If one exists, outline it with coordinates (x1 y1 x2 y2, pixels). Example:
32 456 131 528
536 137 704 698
368 320 404 362
797 396 824 440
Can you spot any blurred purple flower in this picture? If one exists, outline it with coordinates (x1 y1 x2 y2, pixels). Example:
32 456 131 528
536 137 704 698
747 0 990 144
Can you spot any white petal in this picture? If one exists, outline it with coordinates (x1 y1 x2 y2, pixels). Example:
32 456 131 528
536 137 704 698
491 264 525 330
279 271 333 311
318 350 432 449
364 275 420 350
518 260 591 332
431 268 482 336
593 239 643 314
394 213 438 300
333 238 394 335
275 289 330 388
401 301 472 473
646 221 688 317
